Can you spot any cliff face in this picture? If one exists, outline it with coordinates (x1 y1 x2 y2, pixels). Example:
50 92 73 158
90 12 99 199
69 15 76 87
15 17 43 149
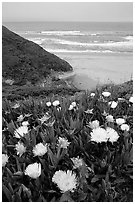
2 26 73 85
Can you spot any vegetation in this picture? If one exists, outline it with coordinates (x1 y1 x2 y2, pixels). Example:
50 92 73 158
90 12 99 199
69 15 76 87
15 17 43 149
2 26 72 85
2 80 133 202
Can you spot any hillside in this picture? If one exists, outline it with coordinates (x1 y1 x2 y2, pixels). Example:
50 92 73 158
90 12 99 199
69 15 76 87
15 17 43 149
2 26 73 85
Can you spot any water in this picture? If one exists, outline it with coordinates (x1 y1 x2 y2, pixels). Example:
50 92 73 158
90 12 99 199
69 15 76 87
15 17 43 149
3 21 133 54
3 21 133 89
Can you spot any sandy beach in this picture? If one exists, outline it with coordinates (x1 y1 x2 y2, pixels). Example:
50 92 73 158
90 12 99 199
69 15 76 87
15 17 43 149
57 52 133 90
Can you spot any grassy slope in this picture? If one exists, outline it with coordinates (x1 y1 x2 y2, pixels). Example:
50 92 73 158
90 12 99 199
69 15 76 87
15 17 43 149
2 26 72 85
2 80 133 102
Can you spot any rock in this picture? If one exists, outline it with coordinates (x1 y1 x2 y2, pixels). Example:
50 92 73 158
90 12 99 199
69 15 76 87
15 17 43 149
2 26 73 85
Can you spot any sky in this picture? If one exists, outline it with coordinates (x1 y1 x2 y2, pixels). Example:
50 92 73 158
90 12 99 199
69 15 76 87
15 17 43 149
2 2 133 22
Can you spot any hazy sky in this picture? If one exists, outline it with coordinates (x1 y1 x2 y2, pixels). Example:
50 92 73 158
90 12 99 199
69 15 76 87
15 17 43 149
2 2 133 22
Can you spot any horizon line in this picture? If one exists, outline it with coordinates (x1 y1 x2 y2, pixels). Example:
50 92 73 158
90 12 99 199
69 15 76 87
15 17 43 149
3 20 133 23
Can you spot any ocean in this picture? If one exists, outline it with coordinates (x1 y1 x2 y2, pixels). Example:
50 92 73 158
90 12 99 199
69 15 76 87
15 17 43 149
3 21 133 89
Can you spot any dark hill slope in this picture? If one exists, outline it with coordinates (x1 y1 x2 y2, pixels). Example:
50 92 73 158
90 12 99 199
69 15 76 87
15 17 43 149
2 26 72 85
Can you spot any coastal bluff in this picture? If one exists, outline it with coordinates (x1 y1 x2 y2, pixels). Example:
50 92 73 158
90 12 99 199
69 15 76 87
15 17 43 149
2 26 73 85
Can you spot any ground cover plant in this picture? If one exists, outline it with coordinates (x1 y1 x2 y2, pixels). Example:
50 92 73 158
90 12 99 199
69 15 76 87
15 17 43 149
2 83 133 202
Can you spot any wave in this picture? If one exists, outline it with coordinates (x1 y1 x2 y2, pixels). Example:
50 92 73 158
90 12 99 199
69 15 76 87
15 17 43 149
40 30 85 36
18 30 104 36
28 36 133 53
19 30 85 36
46 38 133 50
46 49 116 54
123 35 133 41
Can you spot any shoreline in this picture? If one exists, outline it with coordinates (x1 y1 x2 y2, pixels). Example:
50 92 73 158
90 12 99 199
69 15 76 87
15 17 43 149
56 52 132 90
58 71 99 91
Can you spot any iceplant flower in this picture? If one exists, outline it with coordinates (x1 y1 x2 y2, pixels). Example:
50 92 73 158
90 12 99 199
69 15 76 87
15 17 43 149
33 143 48 157
17 115 24 122
106 115 114 123
46 101 52 107
39 114 51 124
89 120 100 129
121 124 130 132
118 98 125 102
84 109 93 114
2 154 8 167
106 127 119 143
90 127 108 143
52 100 60 107
90 92 95 97
110 101 118 109
71 157 84 169
14 126 28 138
116 118 125 126
52 170 77 193
102 91 111 97
129 96 133 103
68 104 74 110
25 163 41 179
58 137 70 149
22 121 29 126
71 101 77 107
15 141 26 157
12 103 20 109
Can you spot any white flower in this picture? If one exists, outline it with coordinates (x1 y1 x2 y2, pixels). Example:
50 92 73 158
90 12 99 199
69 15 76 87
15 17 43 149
102 91 111 97
116 118 126 125
106 115 114 123
15 142 26 157
90 127 108 143
121 124 130 131
2 154 8 167
17 115 24 122
89 120 100 129
71 157 84 169
90 93 95 97
71 101 77 107
58 137 70 149
106 127 119 143
46 101 52 107
12 103 20 109
14 126 28 138
39 114 51 124
22 121 29 126
52 170 77 192
129 96 133 103
25 163 41 179
118 98 125 102
110 101 118 109
33 143 47 157
84 109 93 114
52 100 60 106
68 104 74 110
